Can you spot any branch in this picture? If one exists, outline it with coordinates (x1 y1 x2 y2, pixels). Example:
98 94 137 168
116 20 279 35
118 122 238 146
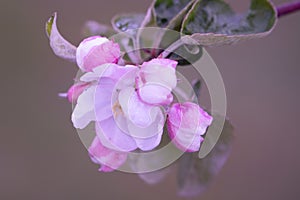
277 1 300 18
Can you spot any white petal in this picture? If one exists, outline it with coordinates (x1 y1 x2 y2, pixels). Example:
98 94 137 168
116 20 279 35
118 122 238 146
138 84 173 105
129 109 165 151
142 64 177 89
94 77 116 121
80 63 138 83
96 117 137 152
71 85 97 129
119 87 159 127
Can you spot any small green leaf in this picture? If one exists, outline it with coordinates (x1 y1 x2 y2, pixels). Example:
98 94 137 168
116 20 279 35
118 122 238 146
45 15 54 37
45 13 77 62
111 13 145 35
177 116 234 197
82 20 116 37
181 0 277 46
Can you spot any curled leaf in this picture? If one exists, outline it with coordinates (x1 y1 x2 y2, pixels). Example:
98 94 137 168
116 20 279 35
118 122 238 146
177 117 234 197
46 13 77 62
154 0 195 29
139 0 195 52
181 0 277 46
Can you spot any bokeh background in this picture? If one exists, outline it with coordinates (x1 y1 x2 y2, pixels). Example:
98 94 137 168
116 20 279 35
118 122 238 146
1 0 299 199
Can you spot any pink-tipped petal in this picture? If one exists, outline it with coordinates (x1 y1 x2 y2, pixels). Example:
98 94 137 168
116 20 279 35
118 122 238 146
89 136 128 172
67 82 90 103
167 102 213 152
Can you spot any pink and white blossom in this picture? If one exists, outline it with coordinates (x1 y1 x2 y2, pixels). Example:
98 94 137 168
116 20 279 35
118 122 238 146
70 35 214 171
76 36 120 72
72 60 173 152
167 102 213 152
51 25 217 173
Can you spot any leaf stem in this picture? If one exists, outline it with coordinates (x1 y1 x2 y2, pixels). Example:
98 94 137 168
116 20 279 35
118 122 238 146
277 1 300 17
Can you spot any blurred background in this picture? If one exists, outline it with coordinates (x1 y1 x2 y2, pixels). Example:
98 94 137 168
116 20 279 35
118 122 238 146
0 0 299 199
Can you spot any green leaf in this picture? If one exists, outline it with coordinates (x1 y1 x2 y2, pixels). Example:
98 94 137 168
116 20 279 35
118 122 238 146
138 0 195 59
45 15 54 38
154 0 195 29
181 0 277 46
111 13 145 35
82 20 116 37
177 116 234 197
45 13 77 62
137 0 194 52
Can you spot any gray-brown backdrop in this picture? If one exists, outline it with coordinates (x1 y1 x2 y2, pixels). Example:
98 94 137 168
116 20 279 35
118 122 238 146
1 0 299 199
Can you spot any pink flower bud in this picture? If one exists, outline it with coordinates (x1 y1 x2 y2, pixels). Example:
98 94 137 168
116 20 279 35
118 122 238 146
88 136 127 172
76 36 120 72
167 102 213 152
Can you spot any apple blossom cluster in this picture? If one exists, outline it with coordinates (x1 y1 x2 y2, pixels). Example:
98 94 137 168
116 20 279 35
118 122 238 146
64 36 213 172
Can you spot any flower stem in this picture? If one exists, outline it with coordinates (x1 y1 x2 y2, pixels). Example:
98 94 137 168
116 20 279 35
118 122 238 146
159 39 184 58
277 1 300 17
